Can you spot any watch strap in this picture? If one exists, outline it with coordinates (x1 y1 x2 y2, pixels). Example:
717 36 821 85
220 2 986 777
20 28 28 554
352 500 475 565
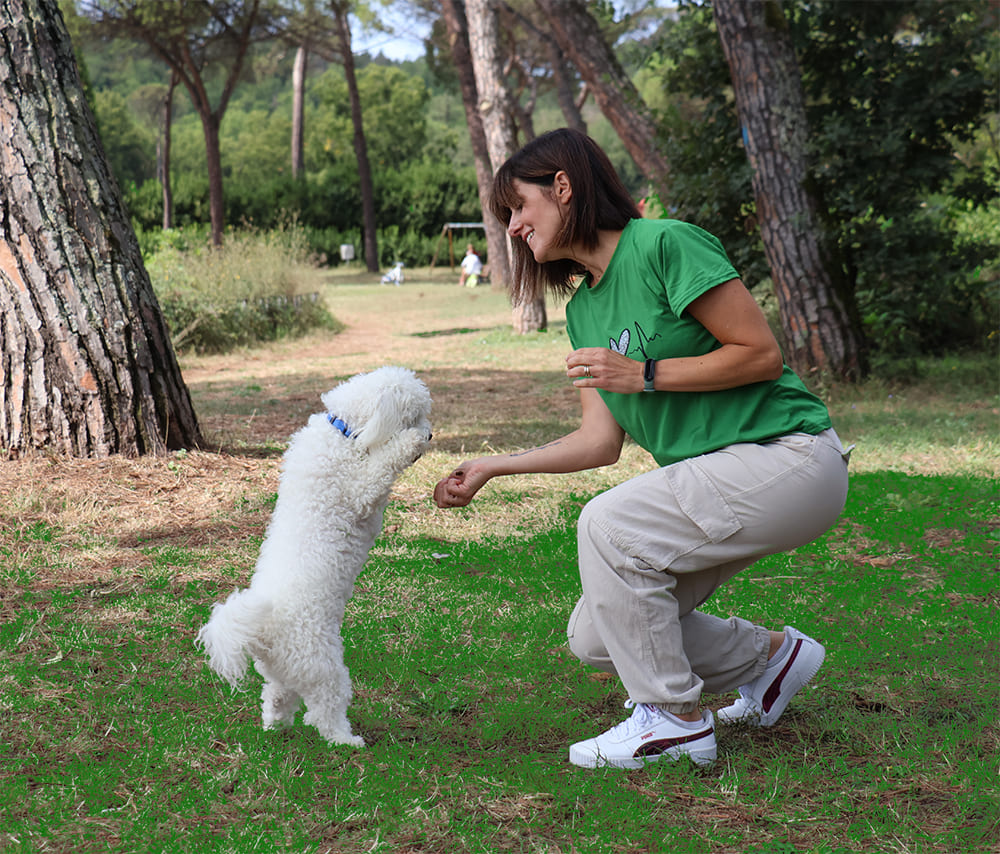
643 359 656 393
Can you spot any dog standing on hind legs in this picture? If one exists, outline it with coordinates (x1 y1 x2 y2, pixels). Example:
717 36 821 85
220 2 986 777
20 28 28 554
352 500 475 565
196 366 433 747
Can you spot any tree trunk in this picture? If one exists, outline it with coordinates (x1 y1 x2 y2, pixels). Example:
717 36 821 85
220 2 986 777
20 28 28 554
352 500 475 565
161 70 176 230
202 112 226 248
291 44 307 179
332 2 379 273
0 0 202 457
466 0 546 332
440 0 509 287
535 0 669 202
713 0 867 381
512 296 547 335
548 41 587 133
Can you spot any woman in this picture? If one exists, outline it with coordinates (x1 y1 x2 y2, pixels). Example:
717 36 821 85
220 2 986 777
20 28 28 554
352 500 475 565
434 129 850 769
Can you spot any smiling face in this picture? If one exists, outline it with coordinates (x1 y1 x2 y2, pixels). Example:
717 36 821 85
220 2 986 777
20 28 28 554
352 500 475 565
505 176 572 265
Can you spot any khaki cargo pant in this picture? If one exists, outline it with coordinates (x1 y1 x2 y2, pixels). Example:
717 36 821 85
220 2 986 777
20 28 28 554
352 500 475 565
567 428 850 715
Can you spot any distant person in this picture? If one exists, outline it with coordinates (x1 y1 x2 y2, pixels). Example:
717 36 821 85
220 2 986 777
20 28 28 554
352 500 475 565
434 128 851 770
459 244 483 287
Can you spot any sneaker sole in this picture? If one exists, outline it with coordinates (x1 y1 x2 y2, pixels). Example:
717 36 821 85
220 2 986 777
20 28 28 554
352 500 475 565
569 741 717 769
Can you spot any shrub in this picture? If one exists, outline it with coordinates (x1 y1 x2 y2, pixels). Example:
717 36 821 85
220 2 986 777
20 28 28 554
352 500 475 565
145 225 342 354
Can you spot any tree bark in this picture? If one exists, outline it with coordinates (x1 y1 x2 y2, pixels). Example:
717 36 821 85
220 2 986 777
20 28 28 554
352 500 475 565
201 109 226 246
466 0 546 332
713 0 866 380
332 1 379 273
535 0 669 202
440 0 510 287
0 0 202 457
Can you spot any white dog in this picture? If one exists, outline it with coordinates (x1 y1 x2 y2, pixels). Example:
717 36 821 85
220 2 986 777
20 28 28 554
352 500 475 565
196 366 432 747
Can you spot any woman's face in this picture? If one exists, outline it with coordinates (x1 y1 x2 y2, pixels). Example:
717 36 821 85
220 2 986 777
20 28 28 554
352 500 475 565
506 177 569 264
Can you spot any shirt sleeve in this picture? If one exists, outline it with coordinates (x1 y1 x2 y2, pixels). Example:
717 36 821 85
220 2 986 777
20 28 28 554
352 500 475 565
657 222 741 318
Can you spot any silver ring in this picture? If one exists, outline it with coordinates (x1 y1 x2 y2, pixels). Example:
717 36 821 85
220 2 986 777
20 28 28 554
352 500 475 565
583 365 591 377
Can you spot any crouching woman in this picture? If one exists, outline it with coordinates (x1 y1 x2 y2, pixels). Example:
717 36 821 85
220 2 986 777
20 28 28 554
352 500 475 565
434 128 850 769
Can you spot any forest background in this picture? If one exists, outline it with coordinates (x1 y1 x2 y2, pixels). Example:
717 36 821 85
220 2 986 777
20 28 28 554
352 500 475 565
61 0 997 369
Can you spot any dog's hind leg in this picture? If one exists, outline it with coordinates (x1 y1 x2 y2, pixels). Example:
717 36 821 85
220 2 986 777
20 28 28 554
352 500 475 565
258 663 302 729
261 680 302 729
300 660 365 748
302 691 365 748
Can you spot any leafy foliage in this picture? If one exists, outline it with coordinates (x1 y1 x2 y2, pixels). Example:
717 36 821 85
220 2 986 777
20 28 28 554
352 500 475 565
113 57 480 265
72 0 997 356
647 0 998 358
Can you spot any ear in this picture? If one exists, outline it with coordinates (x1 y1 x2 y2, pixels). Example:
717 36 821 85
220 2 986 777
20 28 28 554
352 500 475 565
354 389 404 451
553 170 573 205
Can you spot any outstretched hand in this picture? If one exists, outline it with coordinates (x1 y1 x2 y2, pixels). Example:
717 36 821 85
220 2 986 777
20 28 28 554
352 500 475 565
566 348 644 394
433 459 493 508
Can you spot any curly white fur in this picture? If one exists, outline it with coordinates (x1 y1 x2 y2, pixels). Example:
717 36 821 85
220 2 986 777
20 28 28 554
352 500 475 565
196 366 432 747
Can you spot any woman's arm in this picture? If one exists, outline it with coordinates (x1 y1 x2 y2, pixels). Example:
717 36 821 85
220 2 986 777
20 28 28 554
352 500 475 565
566 278 784 393
433 388 625 508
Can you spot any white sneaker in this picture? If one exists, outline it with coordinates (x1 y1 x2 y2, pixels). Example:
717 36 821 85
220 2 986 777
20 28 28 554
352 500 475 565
716 626 825 727
569 701 717 769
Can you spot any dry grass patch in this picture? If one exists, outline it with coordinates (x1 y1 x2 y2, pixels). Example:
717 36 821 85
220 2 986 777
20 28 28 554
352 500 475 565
0 451 278 588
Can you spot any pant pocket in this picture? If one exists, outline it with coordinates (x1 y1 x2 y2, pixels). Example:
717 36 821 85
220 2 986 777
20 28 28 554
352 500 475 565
664 460 743 555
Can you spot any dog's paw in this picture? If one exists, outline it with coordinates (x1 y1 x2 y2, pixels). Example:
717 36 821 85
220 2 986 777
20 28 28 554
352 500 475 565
327 733 366 749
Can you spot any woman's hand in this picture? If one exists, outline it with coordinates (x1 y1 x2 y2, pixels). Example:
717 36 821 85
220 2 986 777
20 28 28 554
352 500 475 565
566 347 643 393
433 458 494 508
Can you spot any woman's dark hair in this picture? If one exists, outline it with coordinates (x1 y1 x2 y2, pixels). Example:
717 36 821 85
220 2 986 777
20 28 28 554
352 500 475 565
490 128 641 303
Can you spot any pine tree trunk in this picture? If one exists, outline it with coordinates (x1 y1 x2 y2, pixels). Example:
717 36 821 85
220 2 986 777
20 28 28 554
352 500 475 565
0 0 202 457
512 298 547 335
291 44 307 180
713 0 867 381
202 111 226 248
535 0 669 202
466 0 546 332
333 3 379 273
161 70 175 230
440 0 509 287
548 41 587 134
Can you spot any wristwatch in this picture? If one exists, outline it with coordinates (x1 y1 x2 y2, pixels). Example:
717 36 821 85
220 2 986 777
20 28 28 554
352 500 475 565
643 359 656 393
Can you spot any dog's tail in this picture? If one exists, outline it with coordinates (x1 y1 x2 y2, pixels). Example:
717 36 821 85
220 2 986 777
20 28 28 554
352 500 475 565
195 588 272 689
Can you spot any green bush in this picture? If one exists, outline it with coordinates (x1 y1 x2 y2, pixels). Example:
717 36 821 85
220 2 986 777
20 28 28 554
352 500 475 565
145 225 342 354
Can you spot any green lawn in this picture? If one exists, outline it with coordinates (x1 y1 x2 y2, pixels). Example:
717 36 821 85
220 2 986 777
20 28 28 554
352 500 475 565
3 468 997 853
3 276 997 852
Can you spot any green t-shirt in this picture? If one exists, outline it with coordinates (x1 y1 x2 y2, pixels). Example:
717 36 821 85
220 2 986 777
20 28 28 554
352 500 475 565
565 218 832 466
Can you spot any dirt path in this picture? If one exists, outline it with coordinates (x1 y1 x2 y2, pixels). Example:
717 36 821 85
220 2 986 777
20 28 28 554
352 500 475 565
0 283 584 587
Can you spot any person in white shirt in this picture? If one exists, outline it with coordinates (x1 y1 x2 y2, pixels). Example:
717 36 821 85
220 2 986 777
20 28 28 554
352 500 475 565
459 244 483 287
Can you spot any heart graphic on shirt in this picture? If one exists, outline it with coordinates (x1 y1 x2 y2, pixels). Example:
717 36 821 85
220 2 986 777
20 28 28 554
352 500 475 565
609 328 630 354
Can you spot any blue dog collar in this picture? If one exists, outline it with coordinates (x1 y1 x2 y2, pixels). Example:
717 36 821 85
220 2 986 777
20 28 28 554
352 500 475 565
326 413 356 438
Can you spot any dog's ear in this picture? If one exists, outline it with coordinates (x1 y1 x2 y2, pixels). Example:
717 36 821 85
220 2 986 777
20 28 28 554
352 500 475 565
353 386 407 451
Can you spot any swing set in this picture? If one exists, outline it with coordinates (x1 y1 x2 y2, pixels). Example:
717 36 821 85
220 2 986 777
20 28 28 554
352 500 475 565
429 222 486 270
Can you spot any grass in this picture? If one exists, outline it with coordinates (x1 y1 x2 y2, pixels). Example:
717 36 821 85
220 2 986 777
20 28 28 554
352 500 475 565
1 272 998 853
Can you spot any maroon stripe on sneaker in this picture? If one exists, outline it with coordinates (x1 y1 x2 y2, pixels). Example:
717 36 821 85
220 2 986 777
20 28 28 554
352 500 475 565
633 728 714 758
761 638 803 713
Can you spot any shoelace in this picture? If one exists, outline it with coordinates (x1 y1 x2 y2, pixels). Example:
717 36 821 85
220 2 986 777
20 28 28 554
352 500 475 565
611 700 661 737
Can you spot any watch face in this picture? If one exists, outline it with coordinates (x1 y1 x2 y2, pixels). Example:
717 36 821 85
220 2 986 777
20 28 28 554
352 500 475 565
644 359 655 381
